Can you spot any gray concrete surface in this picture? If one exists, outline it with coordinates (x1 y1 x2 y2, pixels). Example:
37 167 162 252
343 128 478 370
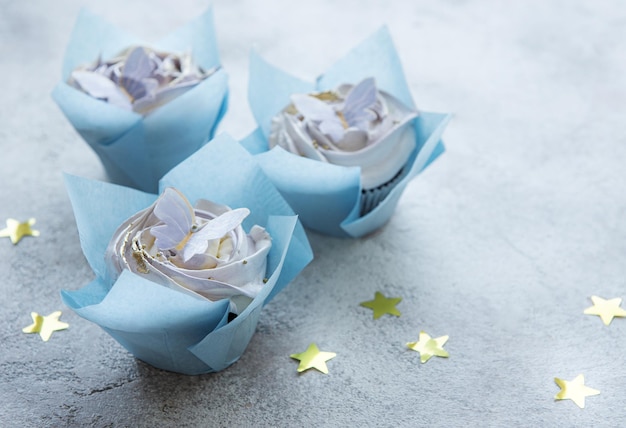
2 0 626 426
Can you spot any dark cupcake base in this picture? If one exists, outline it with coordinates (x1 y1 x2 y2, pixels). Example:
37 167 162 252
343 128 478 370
360 167 406 216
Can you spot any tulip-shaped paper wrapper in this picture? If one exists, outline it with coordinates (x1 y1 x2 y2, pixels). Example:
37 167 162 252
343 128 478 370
52 8 228 193
61 134 313 375
242 27 450 238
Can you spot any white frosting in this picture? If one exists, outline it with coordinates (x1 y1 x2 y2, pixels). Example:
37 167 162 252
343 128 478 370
269 80 418 189
69 46 217 115
105 192 271 313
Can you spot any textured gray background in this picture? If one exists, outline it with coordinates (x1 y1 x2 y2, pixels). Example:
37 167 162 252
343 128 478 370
1 0 626 426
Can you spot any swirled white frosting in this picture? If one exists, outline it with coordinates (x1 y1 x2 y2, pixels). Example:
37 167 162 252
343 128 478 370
69 46 218 115
105 188 271 313
269 78 418 189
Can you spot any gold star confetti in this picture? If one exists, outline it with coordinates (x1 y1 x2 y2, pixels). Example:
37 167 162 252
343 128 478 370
22 311 69 341
583 295 626 326
407 331 449 363
554 374 600 409
360 291 401 319
0 218 40 244
290 343 336 374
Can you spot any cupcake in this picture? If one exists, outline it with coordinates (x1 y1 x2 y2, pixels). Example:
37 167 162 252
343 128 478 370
61 134 312 375
243 27 450 238
52 8 228 193
268 77 418 216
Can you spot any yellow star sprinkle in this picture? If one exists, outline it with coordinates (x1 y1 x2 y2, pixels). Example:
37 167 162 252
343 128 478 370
22 311 69 341
407 331 449 363
583 295 626 326
0 218 40 244
554 374 600 409
290 343 336 374
360 291 401 319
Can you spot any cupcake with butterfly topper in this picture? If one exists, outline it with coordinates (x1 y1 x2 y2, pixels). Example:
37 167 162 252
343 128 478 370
52 8 228 193
61 134 312 375
243 27 450 238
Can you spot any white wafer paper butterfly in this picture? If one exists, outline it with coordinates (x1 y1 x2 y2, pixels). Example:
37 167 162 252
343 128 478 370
150 188 250 262
290 77 378 143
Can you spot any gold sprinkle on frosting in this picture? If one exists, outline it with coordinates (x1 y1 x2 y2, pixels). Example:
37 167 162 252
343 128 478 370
132 251 149 274
311 91 340 102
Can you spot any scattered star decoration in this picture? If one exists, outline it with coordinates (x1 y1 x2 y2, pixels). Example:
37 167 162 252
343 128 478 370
360 291 401 319
554 374 600 409
290 343 336 374
0 218 40 244
22 311 69 341
583 295 626 326
407 331 449 363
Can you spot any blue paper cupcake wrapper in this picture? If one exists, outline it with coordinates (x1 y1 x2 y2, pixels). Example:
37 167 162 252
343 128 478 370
61 134 313 375
52 8 229 193
245 27 451 238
